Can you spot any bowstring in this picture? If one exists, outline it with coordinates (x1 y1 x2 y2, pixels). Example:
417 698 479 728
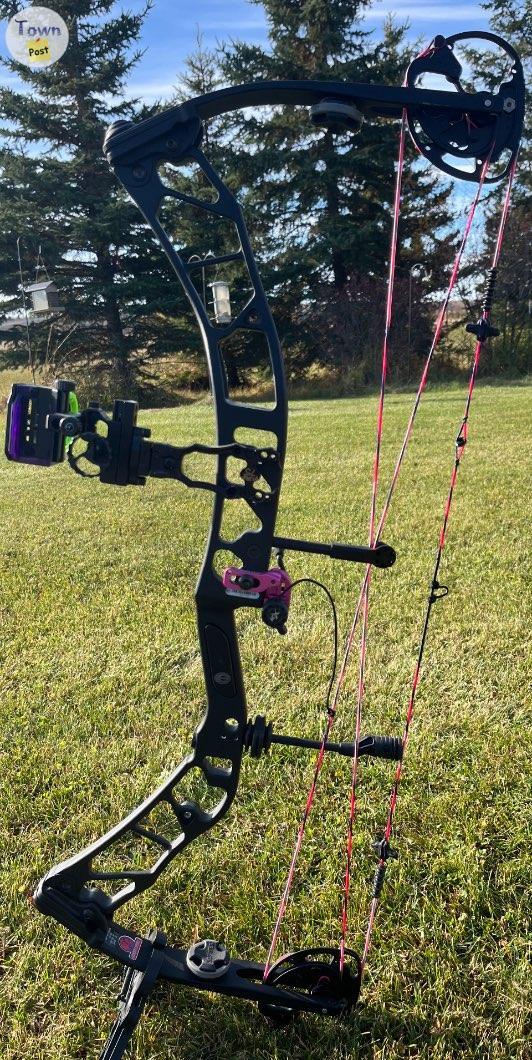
264 108 407 978
264 77 497 979
339 108 407 970
332 158 491 696
361 154 518 968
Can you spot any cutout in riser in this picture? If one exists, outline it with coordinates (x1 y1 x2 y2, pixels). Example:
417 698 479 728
170 765 227 816
219 501 262 547
90 826 173 880
156 199 255 324
219 330 276 406
233 427 279 450
159 161 220 204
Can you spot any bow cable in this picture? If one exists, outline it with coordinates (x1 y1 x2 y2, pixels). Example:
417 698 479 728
266 106 407 976
340 150 495 966
266 58 498 970
264 132 493 978
339 108 407 968
327 153 492 735
362 154 518 967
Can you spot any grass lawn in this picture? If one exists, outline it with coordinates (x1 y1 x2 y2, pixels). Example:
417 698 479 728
0 382 530 1059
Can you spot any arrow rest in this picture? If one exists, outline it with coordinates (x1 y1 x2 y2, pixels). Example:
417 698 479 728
222 565 292 633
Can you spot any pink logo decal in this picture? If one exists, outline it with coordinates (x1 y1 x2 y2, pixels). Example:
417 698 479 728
118 934 142 960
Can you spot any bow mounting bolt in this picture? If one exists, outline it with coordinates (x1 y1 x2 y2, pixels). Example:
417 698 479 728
262 598 289 634
240 464 260 484
186 939 230 980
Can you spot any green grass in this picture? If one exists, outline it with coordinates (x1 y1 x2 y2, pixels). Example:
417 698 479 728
0 383 530 1059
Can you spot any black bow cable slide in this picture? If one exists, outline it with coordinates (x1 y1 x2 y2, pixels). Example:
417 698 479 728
3 29 524 1060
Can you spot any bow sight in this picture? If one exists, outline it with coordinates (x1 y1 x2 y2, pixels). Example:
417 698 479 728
3 28 524 1060
5 377 395 564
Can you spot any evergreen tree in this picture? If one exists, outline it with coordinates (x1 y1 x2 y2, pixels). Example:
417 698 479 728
0 0 176 396
217 1 455 380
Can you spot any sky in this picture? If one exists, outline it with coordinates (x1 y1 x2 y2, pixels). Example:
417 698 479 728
0 2 496 225
122 1 492 104
0 1 492 103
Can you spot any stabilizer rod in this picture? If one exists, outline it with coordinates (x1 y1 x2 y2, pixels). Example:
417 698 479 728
272 535 396 568
244 716 403 761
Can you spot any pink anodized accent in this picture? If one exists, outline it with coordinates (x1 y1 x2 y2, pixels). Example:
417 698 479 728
222 566 292 606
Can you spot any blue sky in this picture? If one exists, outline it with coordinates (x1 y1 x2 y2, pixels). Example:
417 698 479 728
124 1 492 103
0 1 494 215
1 1 492 103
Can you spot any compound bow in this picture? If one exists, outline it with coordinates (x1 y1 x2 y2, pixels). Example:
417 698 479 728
4 30 524 1060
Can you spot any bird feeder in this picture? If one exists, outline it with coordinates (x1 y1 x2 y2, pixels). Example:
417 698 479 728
26 280 61 318
210 281 232 324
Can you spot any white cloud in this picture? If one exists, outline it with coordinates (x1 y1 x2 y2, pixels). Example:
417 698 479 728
364 3 487 23
123 79 179 104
